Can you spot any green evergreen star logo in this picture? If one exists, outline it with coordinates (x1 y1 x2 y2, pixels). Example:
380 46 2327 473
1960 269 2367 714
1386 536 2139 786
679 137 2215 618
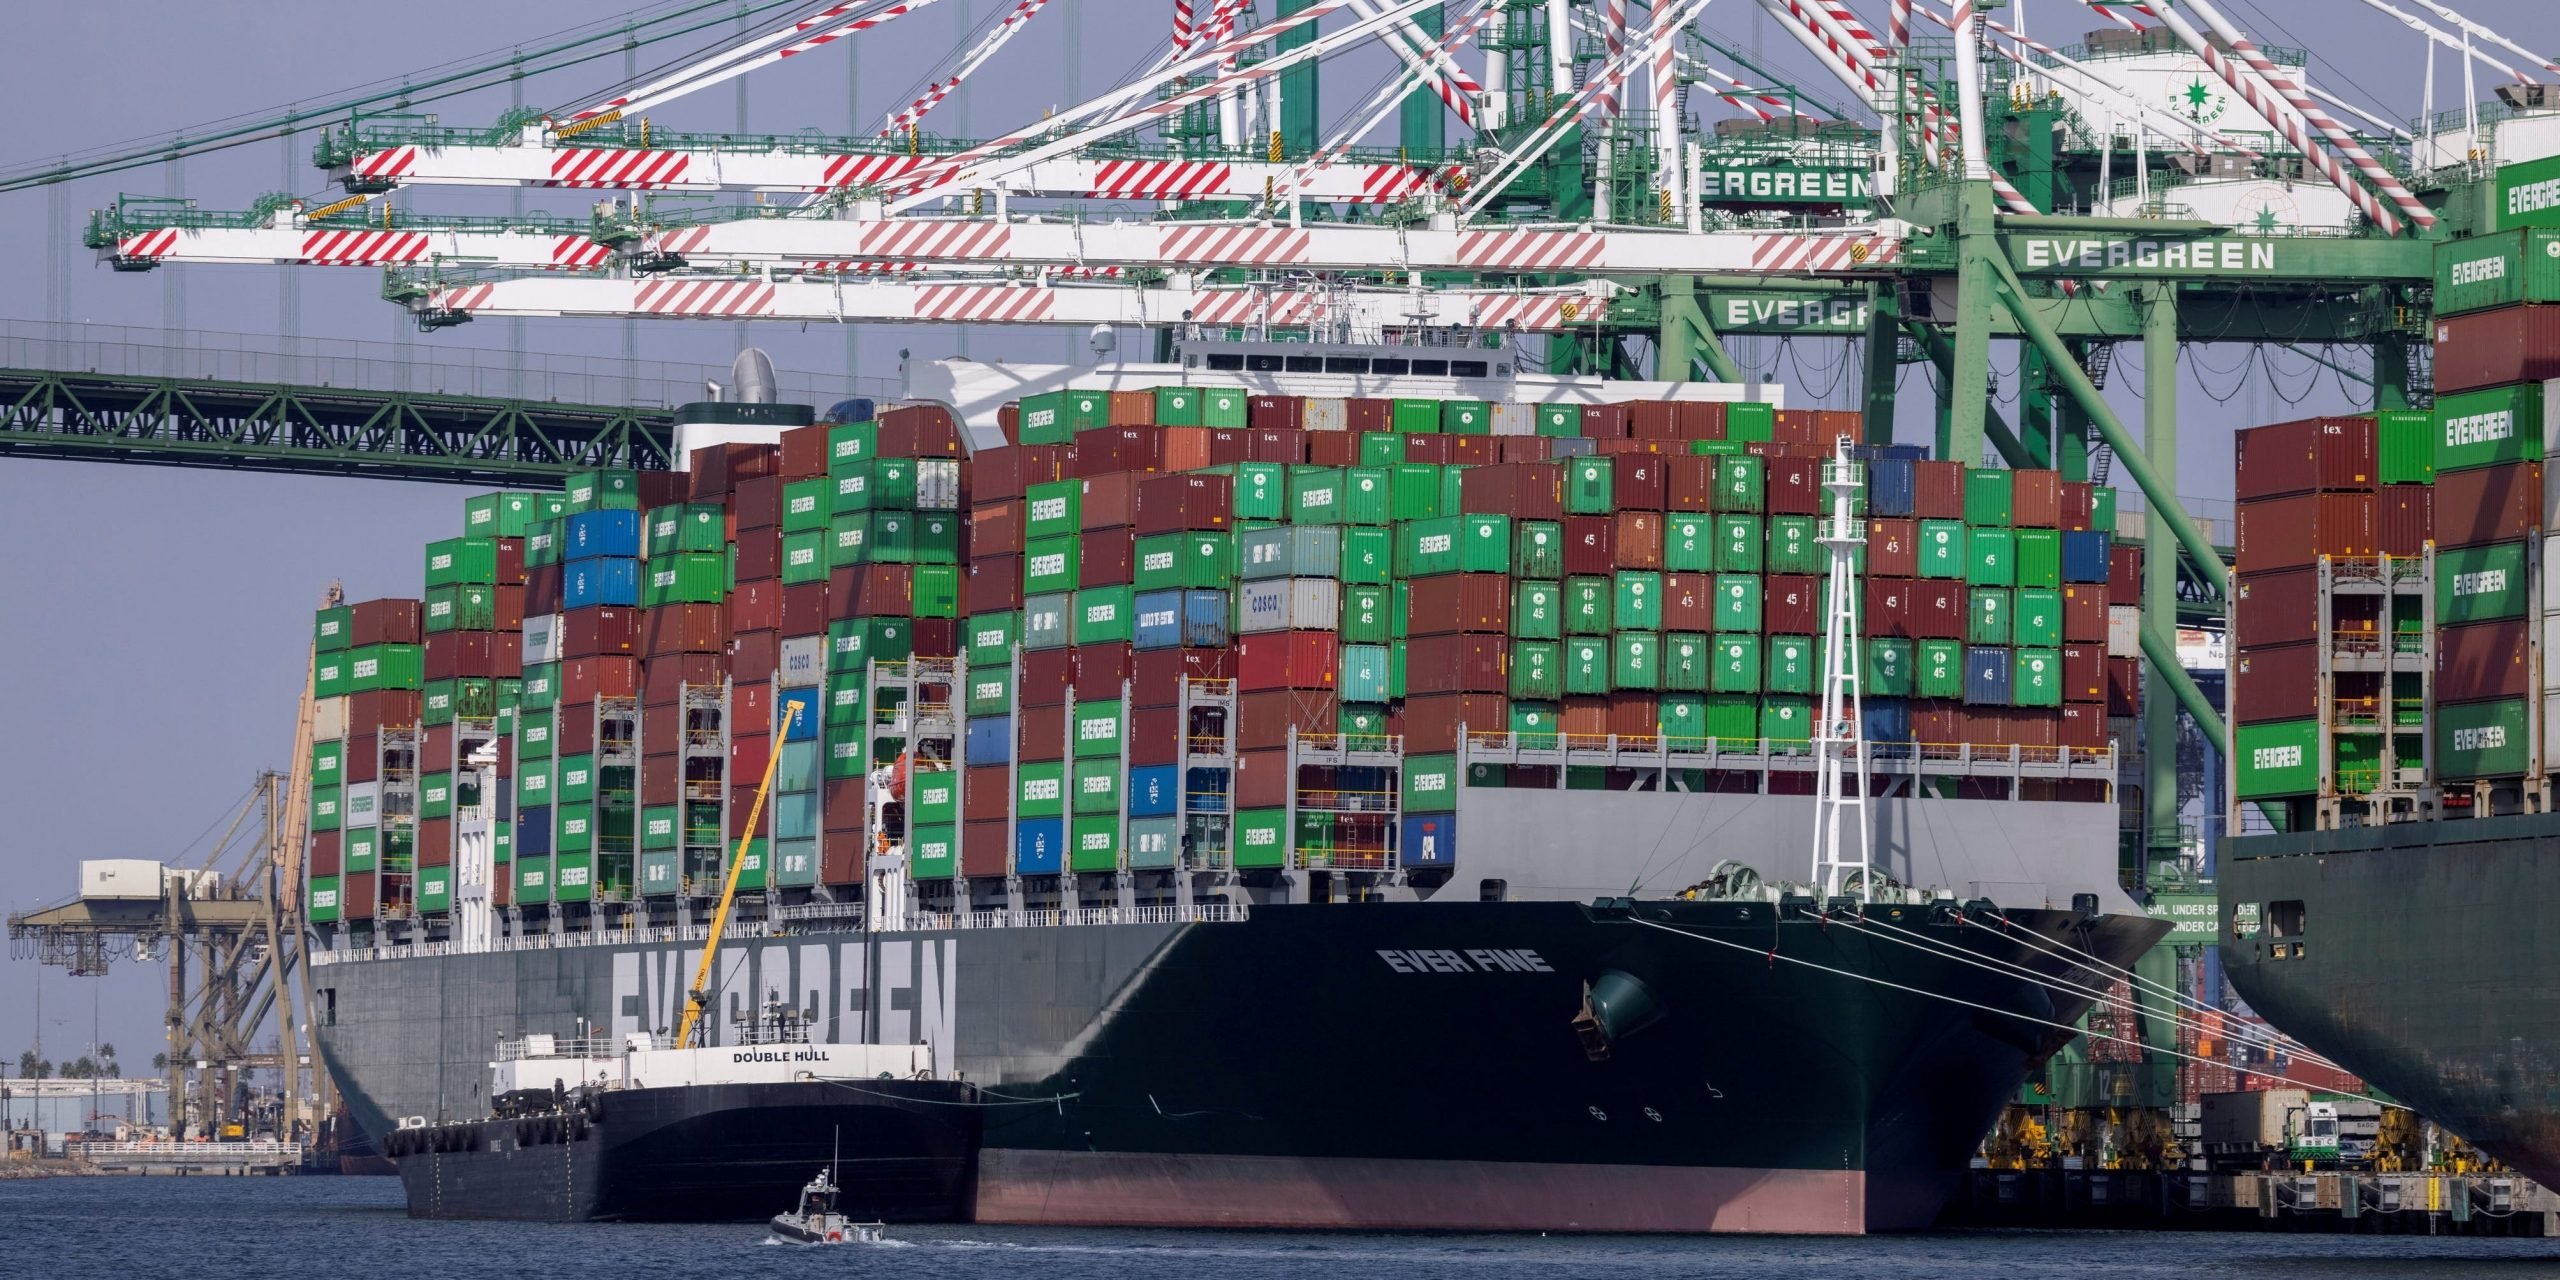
2172 75 2227 124
2252 207 2280 232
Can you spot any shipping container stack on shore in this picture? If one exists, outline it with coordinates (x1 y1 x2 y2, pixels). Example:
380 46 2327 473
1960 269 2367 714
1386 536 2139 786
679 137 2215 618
302 389 2136 941
2231 225 2560 826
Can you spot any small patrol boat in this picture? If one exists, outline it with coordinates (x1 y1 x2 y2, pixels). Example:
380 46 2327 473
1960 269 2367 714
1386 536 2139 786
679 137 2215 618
770 1163 888 1245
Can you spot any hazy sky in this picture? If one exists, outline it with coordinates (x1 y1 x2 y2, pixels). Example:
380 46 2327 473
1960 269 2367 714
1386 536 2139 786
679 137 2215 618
0 0 2546 1065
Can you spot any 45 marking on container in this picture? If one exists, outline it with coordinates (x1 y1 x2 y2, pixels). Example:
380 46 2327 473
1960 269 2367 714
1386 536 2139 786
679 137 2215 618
1377 948 1556 974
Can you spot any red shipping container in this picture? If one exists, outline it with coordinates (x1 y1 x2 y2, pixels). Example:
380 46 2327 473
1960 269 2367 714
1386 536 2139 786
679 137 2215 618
1913 460 1966 520
422 723 456 768
2236 416 2379 500
1581 404 1632 439
1629 401 1679 440
2060 645 2106 703
1764 575 1820 634
2437 619 2534 702
971 500 1025 558
1244 428 1305 464
963 767 1010 822
961 819 1010 878
2007 708 2061 750
1498 437 1554 464
1307 430 1362 468
1107 390 1155 427
424 631 498 682
732 631 779 685
1078 530 1136 587
310 829 342 877
779 422 832 480
2432 306 2560 394
1235 749 1293 809
1562 516 1616 576
1461 462 1564 519
1771 409 1819 452
1559 696 1610 740
1812 409 1863 448
2109 544 2145 600
1238 631 1339 691
729 579 780 634
1613 511 1665 569
492 585 528 634
1130 706 1181 765
822 776 866 832
1020 648 1075 707
1909 583 1965 640
561 657 641 704
734 528 783 581
1249 396 1305 431
1868 518 1918 578
637 470 690 508
2063 586 2108 645
912 617 957 658
1132 647 1235 705
2011 470 2064 528
1018 704 1065 760
416 817 456 866
1448 436 1499 467
1613 454 1669 509
1404 434 1456 465
644 654 725 705
2059 482 2097 533
1608 693 1662 742
875 404 965 458
558 701 599 757
1865 579 1913 638
525 566 564 618
2231 643 2318 724
1204 429 1252 466
1408 575 1510 635
1766 456 1824 516
966 558 1024 614
973 445 1063 503
725 775 772 837
782 582 826 636
689 441 776 500
640 751 678 803
2377 484 2432 557
1237 690 1340 751
347 689 422 730
733 475 788 531
344 733 379 783
1405 693 1509 753
1073 642 1133 693
342 871 377 921
1675 401 1728 440
563 606 643 658
1406 634 1509 694
494 538 526 587
2433 462 2542 548
2232 571 2324 647
1137 472 1234 534
2108 655 2142 715
349 598 422 647
820 829 865 887
1664 455 1717 511
1345 399 1394 432
2057 703 2108 751
1661 574 1717 631
2234 492 2378 571
834 565 913 617
1161 426 1214 473
1078 473 1139 531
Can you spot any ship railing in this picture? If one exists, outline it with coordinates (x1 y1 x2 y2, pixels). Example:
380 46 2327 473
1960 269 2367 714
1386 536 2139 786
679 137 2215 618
498 1034 629 1061
312 916 785 964
1461 731 2115 779
911 901 1247 931
68 1140 303 1163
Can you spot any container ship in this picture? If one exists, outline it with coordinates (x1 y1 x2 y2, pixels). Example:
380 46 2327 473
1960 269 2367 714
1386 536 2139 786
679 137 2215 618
296 345 2162 1232
2222 195 2560 1192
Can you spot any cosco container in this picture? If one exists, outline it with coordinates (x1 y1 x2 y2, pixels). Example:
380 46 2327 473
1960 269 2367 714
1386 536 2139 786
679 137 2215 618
1238 525 1341 579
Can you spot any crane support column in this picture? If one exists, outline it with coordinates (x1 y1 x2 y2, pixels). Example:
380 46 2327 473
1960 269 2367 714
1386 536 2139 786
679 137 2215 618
1278 0 1321 157
1908 322 2032 468
1860 281 1900 446
1399 1 1447 158
1658 276 1743 384
1942 181 1998 464
2142 280 2185 879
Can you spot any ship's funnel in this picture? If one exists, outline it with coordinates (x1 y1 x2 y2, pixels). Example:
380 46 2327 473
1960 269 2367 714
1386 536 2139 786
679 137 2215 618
730 348 780 404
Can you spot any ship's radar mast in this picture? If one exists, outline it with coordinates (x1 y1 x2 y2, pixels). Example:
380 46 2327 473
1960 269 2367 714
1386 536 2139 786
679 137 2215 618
1811 436 1871 901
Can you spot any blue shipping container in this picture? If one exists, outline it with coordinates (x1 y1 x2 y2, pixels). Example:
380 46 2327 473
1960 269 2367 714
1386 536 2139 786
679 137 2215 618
1339 644 1392 703
1868 457 1917 518
1401 813 1457 868
1132 589 1186 651
1862 697 1912 743
564 558 642 609
1963 646 2014 706
773 792 818 840
775 687 823 740
1185 767 1231 812
966 716 1012 764
1182 588 1232 648
2061 530 2111 583
1015 818 1064 875
1128 764 1180 817
566 509 643 560
518 805 555 856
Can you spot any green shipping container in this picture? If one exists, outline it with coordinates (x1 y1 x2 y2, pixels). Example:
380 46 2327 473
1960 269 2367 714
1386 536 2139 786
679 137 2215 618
1025 480 1082 540
552 851 595 903
1567 458 1615 514
1765 635 1816 695
1564 637 1610 695
1918 639 1965 699
1016 390 1106 442
1714 574 1763 631
1965 469 2013 527
646 552 727 606
648 504 726 557
781 530 830 584
1341 467 1394 526
1390 397 1441 433
417 865 453 914
2433 226 2560 317
2438 541 2533 622
2436 698 2535 779
1152 386 1203 427
1227 463 1286 519
346 644 423 692
1711 515 1762 573
519 707 555 758
1716 457 1765 513
1565 576 1613 635
1664 514 1715 572
423 537 499 587
2435 383 2543 474
308 875 342 923
1290 466 1347 524
640 850 680 896
911 825 959 880
2014 648 2064 707
313 605 353 652
1073 587 1134 645
1135 532 1235 591
641 806 680 850
1073 700 1124 758
1512 580 1561 639
1072 757 1122 816
1761 697 1812 751
1234 808 1290 868
1389 463 1443 522
2015 529 2062 589
513 858 552 904
1712 632 1762 693
1024 535 1081 595
1016 761 1066 818
2234 719 2322 798
2015 587 2063 648
966 612 1019 666
781 478 831 532
1511 640 1561 699
1656 695 1706 747
561 468 640 514
1968 527 2016 587
1726 402 1775 440
311 740 344 790
1340 526 1393 584
828 617 912 671
1704 693 1758 741
1615 571 1662 630
1614 632 1662 690
1918 520 1967 579
2377 410 2433 485
1342 585 1391 644
1534 404 1580 437
1866 639 1914 697
1511 702 1560 748
1767 516 1819 574
1402 754 1460 812
1442 400 1492 434
914 564 959 618
966 667 1014 716
1514 521 1564 579
344 827 376 872
556 802 596 855
1662 632 1712 692
1071 815 1123 872
1201 387 1249 429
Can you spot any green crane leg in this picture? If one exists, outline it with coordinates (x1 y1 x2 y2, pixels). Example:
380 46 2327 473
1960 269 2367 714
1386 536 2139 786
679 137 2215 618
1860 282 1900 446
1943 184 1998 464
1907 323 2034 469
1398 3 1446 158
2373 337 2413 412
1659 276 1743 383
2134 943 2183 1106
1277 0 1319 158
1985 251 2229 600
2141 282 2212 863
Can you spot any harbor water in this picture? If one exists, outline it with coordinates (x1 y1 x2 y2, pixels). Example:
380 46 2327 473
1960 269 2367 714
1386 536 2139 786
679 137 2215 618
6 1176 2553 1279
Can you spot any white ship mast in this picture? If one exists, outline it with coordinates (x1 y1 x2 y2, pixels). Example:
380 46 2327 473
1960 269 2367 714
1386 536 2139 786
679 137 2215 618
1811 436 1872 901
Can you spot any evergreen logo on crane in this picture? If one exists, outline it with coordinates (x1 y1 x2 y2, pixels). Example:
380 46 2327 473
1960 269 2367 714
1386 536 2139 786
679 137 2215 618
2168 65 2229 125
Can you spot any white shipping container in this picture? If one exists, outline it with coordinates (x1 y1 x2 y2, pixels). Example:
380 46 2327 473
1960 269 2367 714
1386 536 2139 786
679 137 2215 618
777 636 826 687
2107 605 2141 659
1301 397 1348 432
522 613 565 665
915 458 964 511
344 781 383 829
2546 692 2560 766
1234 577 1341 633
81 859 166 901
2545 614 2560 693
1492 403 1539 436
313 696 350 743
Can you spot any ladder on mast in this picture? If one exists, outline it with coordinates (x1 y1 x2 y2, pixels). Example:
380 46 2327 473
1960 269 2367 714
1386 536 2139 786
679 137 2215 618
1811 436 1872 901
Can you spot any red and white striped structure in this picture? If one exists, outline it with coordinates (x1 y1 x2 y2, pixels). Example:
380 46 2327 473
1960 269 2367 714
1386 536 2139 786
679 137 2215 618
879 0 1052 139
297 230 433 266
1089 160 1238 200
633 278 779 317
2179 0 2434 232
568 0 948 123
102 220 614 271
549 149 691 189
